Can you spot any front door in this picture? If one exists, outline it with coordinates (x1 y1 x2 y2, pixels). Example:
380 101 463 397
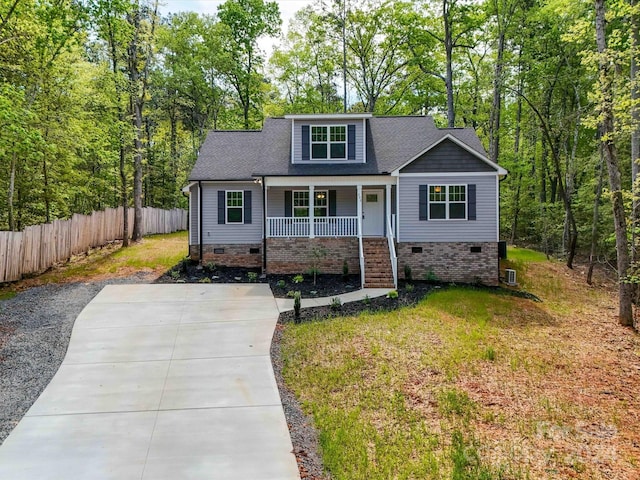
362 189 384 236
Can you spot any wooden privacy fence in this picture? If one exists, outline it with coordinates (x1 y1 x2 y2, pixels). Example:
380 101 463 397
0 207 187 283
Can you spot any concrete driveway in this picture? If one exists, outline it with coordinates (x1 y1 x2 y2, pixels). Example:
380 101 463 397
0 284 300 480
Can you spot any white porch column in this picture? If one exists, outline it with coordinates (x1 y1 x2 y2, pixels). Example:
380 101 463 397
309 185 315 238
385 184 392 236
265 185 270 238
356 184 363 238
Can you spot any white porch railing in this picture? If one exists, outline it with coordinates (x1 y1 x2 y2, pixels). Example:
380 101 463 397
314 217 358 237
387 215 398 288
267 216 358 237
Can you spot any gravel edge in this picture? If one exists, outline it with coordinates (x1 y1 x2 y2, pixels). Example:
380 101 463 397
0 274 152 444
270 322 331 480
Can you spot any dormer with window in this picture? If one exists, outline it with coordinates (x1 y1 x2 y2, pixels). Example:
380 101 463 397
286 113 371 164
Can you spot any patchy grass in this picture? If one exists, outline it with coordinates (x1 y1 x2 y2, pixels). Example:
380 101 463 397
0 291 16 301
281 255 640 479
0 231 187 294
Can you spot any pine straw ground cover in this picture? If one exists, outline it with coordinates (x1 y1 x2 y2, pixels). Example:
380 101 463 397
279 248 640 479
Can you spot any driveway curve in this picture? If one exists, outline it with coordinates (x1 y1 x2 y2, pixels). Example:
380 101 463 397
0 284 300 480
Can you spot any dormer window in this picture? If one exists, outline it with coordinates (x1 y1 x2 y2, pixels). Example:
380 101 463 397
311 125 346 160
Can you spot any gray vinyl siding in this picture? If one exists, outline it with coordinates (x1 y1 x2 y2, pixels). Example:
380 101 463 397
398 175 497 242
267 186 357 217
202 182 263 244
292 120 364 163
189 184 199 245
400 140 495 173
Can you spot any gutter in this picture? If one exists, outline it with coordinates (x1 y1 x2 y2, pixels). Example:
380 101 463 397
198 180 203 263
261 176 267 274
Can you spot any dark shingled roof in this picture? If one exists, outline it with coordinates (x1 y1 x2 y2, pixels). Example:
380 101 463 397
188 116 490 181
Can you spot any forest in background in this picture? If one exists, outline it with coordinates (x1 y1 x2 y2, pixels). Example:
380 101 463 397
1 0 640 323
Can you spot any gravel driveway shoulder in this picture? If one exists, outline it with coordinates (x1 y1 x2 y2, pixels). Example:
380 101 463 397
0 275 151 443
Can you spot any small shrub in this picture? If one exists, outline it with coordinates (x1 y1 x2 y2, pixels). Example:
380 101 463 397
424 268 439 283
310 246 327 285
330 297 342 311
178 258 190 273
404 264 412 282
362 295 371 305
247 271 258 283
287 290 297 298
170 270 180 280
203 261 216 273
387 289 398 299
276 279 286 288
293 291 302 322
307 266 320 283
292 274 304 284
342 260 349 279
405 283 414 292
199 277 212 284
484 347 496 362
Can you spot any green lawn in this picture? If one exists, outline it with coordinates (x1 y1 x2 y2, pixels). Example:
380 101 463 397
280 248 638 479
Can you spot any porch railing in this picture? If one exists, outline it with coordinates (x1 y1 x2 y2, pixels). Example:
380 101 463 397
267 216 358 238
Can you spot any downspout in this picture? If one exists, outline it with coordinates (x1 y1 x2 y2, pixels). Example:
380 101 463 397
262 176 267 274
198 180 203 263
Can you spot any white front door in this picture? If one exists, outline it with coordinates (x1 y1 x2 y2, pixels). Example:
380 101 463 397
362 189 384 236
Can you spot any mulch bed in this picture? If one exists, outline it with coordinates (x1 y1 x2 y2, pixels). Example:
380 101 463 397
155 259 362 298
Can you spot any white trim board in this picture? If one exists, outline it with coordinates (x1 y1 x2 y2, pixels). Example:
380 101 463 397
264 175 397 187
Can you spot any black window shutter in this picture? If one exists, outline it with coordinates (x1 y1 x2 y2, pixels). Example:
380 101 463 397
301 125 310 161
284 190 292 217
347 125 356 160
244 190 252 224
329 190 337 216
218 190 226 224
468 184 476 220
419 185 428 221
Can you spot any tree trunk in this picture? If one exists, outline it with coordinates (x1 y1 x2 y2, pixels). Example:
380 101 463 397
631 0 639 262
8 150 16 231
489 31 505 163
595 0 634 326
588 137 605 285
443 0 455 127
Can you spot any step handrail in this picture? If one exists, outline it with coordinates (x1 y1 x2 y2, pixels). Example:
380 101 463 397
386 216 398 289
358 235 365 288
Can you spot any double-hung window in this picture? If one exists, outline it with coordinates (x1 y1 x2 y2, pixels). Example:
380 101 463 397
226 191 243 223
293 191 309 218
293 190 329 217
311 126 346 160
429 185 466 220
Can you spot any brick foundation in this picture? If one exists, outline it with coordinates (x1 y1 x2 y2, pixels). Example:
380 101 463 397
266 237 360 274
190 244 262 268
397 242 499 286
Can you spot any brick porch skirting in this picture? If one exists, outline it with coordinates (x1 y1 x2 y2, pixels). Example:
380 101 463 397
190 244 262 268
266 237 360 275
397 242 499 286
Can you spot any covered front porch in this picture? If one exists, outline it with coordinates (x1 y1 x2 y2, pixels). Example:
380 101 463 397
261 176 398 288
263 178 397 239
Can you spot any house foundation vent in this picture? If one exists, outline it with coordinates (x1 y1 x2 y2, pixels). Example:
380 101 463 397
505 269 517 286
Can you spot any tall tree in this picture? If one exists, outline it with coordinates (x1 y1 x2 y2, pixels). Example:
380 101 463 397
594 0 634 326
217 0 280 129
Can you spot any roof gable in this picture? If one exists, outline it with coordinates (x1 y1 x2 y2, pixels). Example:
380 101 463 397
394 134 507 176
